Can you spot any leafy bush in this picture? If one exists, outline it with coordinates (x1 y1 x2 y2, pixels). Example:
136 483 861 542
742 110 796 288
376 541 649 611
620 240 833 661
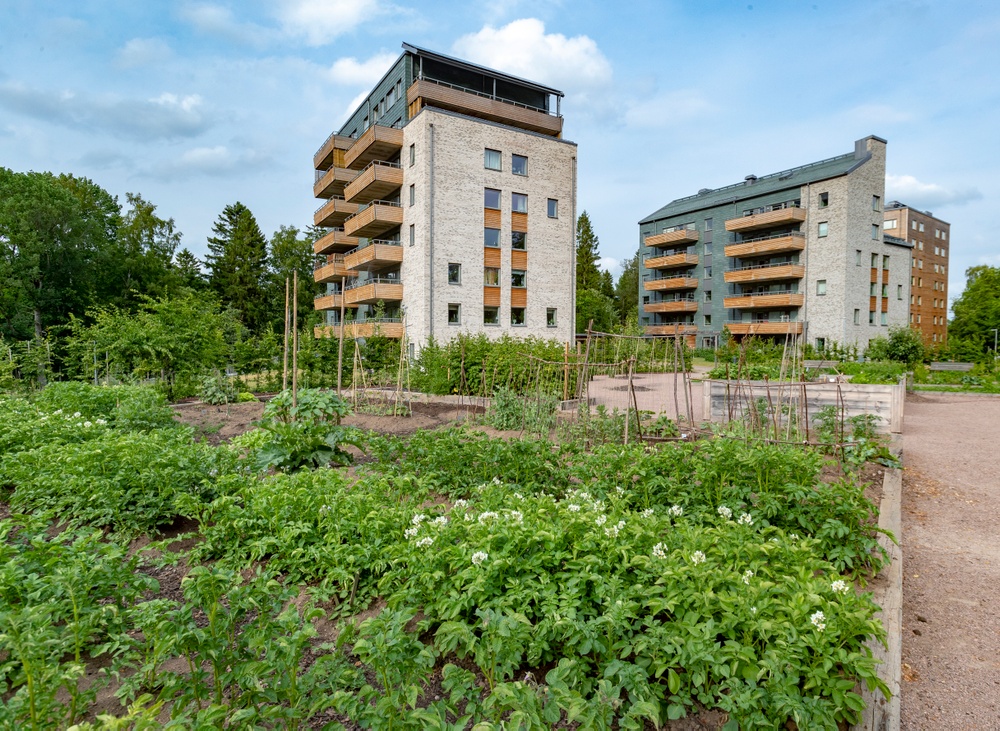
254 388 358 472
198 371 237 405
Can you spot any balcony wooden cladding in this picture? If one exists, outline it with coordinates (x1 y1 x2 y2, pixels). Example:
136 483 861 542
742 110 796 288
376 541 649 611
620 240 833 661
313 134 353 171
723 264 805 284
314 198 360 228
645 253 698 270
724 207 807 233
511 288 527 308
643 277 699 292
483 247 501 268
644 229 698 247
344 281 403 306
483 287 501 307
313 293 345 311
511 250 527 270
644 324 698 336
343 126 404 170
344 163 403 205
314 167 356 199
315 322 404 339
314 257 349 283
644 300 699 314
726 321 803 336
407 78 563 137
724 234 805 258
511 212 528 233
345 244 403 273
344 203 403 238
723 293 805 309
313 229 359 255
484 208 501 229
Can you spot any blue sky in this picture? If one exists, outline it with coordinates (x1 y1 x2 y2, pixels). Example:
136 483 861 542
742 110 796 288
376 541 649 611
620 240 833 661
1 0 996 302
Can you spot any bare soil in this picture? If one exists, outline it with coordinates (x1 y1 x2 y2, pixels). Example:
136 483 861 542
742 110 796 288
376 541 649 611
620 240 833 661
900 392 1000 729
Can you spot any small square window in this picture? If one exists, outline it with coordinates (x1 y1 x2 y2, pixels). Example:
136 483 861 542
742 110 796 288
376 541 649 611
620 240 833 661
818 221 829 237
816 280 827 296
511 307 526 326
872 195 881 211
816 337 826 351
854 309 860 325
704 314 712 326
546 308 557 327
484 148 501 171
512 154 527 176
409 144 415 166
819 192 829 208
872 224 880 240
484 306 499 325
547 198 558 218
484 188 501 209
511 269 526 288
512 231 526 250
512 193 528 213
884 219 897 230
448 303 460 325
484 267 500 286
409 184 415 206
484 227 500 248
448 262 461 284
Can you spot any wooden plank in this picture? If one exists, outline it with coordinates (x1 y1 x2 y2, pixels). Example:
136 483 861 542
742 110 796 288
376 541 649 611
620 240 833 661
511 249 528 269
484 247 501 268
484 208 501 228
511 288 527 308
483 286 500 307
511 211 528 232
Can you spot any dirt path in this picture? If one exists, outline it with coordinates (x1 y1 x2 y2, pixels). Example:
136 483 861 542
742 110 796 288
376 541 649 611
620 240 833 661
900 392 1000 729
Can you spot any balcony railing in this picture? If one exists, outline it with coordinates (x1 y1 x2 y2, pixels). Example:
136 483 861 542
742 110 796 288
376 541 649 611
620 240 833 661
724 262 805 284
344 160 404 205
723 292 805 309
644 228 699 248
313 227 360 255
344 200 404 238
725 320 803 336
416 75 558 117
344 240 404 272
724 231 806 258
725 204 806 233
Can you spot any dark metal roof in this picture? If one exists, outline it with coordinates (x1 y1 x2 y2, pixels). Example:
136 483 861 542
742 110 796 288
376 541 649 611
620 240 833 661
402 42 564 97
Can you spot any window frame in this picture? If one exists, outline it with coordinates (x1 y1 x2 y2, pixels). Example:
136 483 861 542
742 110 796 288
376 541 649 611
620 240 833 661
484 227 500 248
484 188 501 210
447 303 461 325
447 262 461 285
547 198 558 218
511 192 528 214
510 307 526 327
816 279 827 296
484 148 502 171
511 154 527 176
511 269 526 288
511 231 527 250
546 307 557 328
483 306 499 326
409 144 415 166
817 221 829 238
483 266 500 287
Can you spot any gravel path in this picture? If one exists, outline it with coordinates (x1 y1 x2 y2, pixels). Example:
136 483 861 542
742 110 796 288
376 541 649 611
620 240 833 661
900 391 1000 729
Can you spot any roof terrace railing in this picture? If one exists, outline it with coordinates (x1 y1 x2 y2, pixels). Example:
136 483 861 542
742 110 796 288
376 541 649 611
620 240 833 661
416 75 561 117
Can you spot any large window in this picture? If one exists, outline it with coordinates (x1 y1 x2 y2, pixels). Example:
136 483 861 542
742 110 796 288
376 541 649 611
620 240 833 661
484 307 499 325
511 269 526 288
484 267 500 286
448 262 461 284
511 307 526 326
511 231 526 250
484 188 501 209
547 198 558 218
484 227 500 247
512 193 528 213
512 154 527 176
484 148 501 171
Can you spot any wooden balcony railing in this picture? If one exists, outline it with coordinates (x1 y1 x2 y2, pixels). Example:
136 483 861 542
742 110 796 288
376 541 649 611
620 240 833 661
344 161 403 205
644 228 699 247
725 205 806 233
723 292 805 309
724 232 806 258
723 263 805 284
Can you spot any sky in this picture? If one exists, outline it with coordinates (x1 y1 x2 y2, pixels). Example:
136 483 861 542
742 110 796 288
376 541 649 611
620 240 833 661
1 0 997 303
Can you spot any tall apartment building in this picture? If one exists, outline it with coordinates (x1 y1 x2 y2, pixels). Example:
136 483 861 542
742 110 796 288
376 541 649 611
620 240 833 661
637 136 912 352
311 43 577 355
882 202 950 345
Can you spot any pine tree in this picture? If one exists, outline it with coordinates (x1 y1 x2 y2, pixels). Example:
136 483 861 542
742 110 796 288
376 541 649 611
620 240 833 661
614 251 640 326
173 248 205 290
575 211 602 292
205 202 270 333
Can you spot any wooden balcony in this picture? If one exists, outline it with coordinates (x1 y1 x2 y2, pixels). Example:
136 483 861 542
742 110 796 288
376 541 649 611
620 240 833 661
723 293 805 309
344 161 403 205
724 232 806 258
726 321 803 336
643 277 699 292
314 197 360 228
644 324 698 336
314 256 349 283
344 279 403 306
313 228 360 255
645 252 698 270
314 293 348 310
315 321 404 339
344 242 404 273
724 263 805 284
313 166 356 199
644 300 699 314
644 229 699 247
344 202 403 239
344 125 404 170
407 78 563 137
725 206 806 233
313 133 353 172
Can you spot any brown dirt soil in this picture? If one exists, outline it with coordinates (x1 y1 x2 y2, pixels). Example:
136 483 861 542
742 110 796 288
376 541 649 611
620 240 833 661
900 392 1000 729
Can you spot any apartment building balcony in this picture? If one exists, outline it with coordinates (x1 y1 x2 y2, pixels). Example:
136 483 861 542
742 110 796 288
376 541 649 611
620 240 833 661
314 196 361 228
644 324 699 336
644 298 699 314
314 292 351 311
344 277 404 306
644 228 699 248
643 274 699 292
313 166 357 199
343 201 403 238
313 228 360 255
644 252 699 270
313 133 354 171
726 320 803 336
724 262 805 284
407 77 563 137
724 205 806 233
344 161 403 205
344 125 404 170
344 241 404 273
314 319 404 340
314 255 349 283
724 231 806 258
723 292 805 309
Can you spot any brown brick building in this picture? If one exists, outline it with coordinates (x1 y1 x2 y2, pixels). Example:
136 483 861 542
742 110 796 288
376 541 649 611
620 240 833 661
882 202 950 346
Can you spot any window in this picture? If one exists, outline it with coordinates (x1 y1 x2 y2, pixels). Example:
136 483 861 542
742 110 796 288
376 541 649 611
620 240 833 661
910 295 914 305
511 307 526 326
512 193 528 213
546 308 557 327
547 199 558 218
705 242 713 254
484 188 501 209
919 222 925 232
448 262 461 284
409 184 415 206
871 253 878 268
816 338 826 351
409 224 415 246
854 309 860 325
918 259 923 269
897 284 903 300
881 311 888 326
511 231 526 250
448 303 460 325
917 295 922 305
911 276 915 286
942 231 947 241
816 279 827 296
705 217 713 231
511 270 526 288
935 229 941 239
870 282 878 296
918 241 923 250
704 266 712 278
818 192 829 208
484 227 500 247
872 195 881 211
704 290 712 302
409 144 415 166
484 267 500 286
871 224 880 240
856 249 862 266
919 277 923 286
882 284 888 297
818 221 829 237
883 255 889 269
917 314 921 323
704 314 712 326
484 306 499 325
870 310 876 325
884 219 897 230
484 148 501 171
912 221 917 230
512 154 527 176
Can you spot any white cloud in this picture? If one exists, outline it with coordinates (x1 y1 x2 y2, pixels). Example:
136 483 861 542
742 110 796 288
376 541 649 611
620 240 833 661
275 0 381 46
886 173 983 209
145 144 272 181
338 89 371 124
598 256 622 279
116 38 173 68
179 3 272 46
452 18 612 100
328 53 396 85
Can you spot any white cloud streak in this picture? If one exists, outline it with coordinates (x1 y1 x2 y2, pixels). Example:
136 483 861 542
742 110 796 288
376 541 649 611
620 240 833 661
327 53 396 85
115 38 173 68
275 0 381 46
886 173 983 209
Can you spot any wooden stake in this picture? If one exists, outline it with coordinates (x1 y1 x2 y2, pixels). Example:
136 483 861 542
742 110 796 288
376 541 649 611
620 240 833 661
563 340 569 402
292 270 298 410
282 277 290 391
337 276 346 396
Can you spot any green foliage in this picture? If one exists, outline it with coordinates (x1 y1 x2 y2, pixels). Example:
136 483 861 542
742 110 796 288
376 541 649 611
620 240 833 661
204 202 271 334
949 265 1000 351
863 325 925 365
198 371 237 405
254 388 358 472
614 251 640 326
236 391 258 403
484 386 558 435
576 210 602 293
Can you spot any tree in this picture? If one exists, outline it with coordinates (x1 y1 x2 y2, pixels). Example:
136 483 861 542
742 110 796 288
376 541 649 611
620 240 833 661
204 202 271 333
174 248 206 290
269 225 319 330
949 265 1000 354
864 325 925 364
614 251 639 326
575 288 617 334
108 193 183 306
575 211 602 292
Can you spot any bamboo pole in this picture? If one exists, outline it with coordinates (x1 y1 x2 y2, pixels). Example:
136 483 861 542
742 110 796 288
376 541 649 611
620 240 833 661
563 341 569 402
282 277 290 391
292 270 298 409
337 276 346 396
